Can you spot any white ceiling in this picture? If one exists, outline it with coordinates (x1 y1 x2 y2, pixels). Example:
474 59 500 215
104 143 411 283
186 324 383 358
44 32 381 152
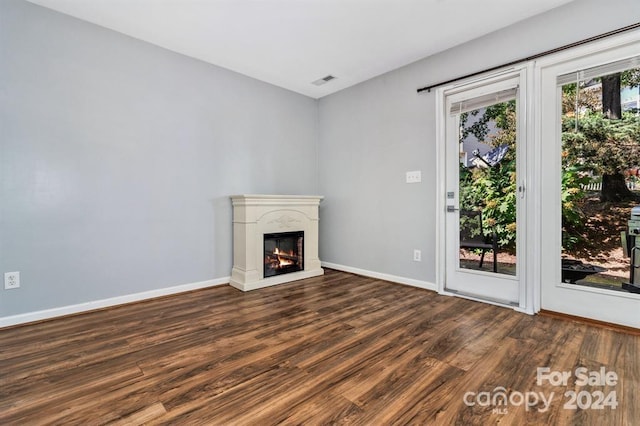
26 0 574 98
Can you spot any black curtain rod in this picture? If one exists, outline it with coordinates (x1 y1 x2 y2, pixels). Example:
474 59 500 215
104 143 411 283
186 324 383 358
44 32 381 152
417 22 640 94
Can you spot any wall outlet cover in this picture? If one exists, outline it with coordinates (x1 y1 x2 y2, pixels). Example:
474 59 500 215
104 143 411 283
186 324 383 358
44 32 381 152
5 271 20 290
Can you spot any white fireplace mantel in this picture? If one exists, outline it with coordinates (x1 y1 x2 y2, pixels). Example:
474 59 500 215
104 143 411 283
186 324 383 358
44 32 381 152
230 194 324 291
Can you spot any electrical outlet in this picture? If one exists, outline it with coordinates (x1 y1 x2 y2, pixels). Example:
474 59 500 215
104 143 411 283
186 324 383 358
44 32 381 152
413 249 421 262
5 272 20 290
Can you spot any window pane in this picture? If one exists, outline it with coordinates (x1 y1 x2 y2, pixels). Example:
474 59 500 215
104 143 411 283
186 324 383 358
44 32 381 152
458 99 517 276
560 63 640 292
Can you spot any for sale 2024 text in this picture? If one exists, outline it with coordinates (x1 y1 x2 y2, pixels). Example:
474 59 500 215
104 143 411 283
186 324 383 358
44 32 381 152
537 366 618 410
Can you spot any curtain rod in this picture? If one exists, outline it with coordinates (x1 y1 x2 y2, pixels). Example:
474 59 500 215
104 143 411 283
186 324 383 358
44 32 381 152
416 22 640 94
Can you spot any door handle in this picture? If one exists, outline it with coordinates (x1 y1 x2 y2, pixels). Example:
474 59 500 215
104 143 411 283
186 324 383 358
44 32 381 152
447 205 459 213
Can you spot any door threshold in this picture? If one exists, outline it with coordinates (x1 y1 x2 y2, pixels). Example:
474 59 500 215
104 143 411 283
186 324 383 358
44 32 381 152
444 288 519 309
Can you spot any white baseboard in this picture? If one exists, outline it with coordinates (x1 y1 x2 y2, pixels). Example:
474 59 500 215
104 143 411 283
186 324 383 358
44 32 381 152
321 262 437 292
0 276 230 329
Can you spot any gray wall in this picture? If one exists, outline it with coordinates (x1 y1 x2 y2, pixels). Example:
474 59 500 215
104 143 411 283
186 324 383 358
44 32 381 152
0 0 318 317
317 0 640 283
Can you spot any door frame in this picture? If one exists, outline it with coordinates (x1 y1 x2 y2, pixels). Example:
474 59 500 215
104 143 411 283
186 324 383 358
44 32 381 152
435 65 537 314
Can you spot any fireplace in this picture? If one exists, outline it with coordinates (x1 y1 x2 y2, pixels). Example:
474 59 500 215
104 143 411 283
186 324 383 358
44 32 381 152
264 231 304 277
230 195 324 291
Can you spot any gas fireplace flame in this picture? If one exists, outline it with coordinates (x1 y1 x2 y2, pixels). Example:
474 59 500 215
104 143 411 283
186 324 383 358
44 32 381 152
273 248 295 267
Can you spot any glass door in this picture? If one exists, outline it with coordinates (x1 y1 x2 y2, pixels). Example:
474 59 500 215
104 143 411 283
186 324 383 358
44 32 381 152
539 38 640 328
444 72 526 306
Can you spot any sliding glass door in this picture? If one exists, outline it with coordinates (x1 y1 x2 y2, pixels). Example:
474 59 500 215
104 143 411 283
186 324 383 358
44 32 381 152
538 36 640 328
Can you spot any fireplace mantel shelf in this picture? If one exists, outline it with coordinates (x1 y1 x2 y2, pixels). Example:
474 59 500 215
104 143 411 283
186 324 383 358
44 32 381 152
232 194 324 199
230 195 324 291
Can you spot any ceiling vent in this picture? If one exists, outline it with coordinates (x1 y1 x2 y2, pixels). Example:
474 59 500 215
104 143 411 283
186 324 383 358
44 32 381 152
312 75 337 86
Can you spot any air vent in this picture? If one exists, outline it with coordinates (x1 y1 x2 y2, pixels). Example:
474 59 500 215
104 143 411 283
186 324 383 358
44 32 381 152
312 75 337 86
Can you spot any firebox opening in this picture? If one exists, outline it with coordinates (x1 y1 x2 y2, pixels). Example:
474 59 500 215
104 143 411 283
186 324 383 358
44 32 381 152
264 231 304 278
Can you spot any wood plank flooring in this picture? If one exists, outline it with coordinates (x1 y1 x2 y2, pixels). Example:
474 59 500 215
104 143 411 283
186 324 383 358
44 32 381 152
1 269 638 425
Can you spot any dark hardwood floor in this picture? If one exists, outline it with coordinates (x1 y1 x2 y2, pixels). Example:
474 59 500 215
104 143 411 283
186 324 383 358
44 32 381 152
1 269 638 425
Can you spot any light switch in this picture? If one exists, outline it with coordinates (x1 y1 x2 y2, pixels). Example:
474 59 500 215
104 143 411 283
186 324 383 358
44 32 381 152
406 170 422 183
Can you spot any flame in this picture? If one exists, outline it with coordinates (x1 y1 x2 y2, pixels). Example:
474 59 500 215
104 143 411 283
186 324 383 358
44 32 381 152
275 248 294 266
